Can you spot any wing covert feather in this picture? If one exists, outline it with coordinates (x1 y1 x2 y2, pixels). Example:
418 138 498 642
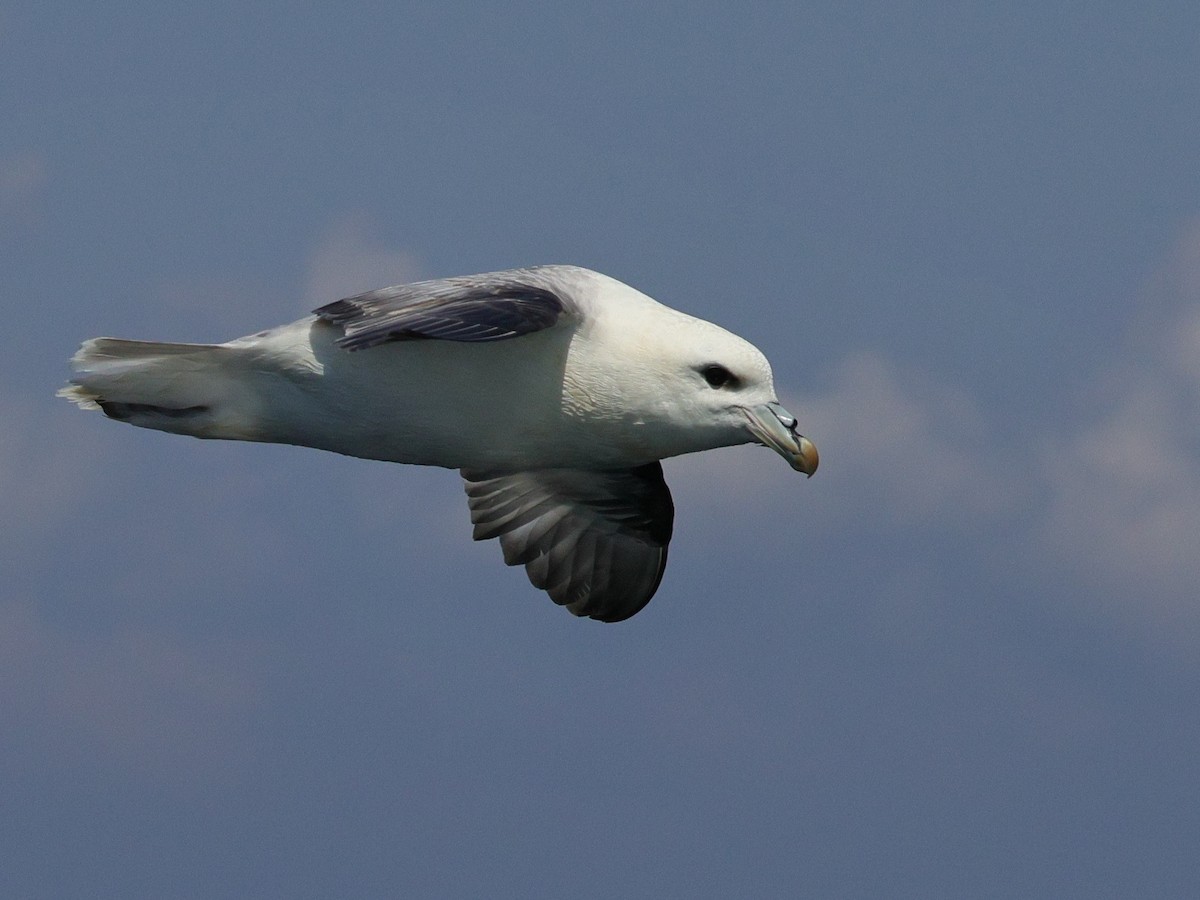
314 270 571 350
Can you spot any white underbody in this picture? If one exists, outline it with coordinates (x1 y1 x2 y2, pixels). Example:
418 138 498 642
224 316 737 472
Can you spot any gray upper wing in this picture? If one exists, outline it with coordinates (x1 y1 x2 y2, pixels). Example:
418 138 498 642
461 464 675 623
314 269 573 351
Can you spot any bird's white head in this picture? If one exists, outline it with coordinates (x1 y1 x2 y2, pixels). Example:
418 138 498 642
563 279 818 475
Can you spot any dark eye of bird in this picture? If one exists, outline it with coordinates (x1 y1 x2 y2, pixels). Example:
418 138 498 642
701 364 736 389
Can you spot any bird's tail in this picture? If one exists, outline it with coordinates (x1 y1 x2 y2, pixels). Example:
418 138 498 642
59 337 258 439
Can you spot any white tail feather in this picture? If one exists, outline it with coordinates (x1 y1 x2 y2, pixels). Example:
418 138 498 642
59 337 256 438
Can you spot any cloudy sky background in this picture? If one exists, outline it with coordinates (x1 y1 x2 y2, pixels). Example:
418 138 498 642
4 3 1200 896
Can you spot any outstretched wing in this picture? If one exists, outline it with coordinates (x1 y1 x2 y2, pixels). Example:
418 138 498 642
462 464 675 623
314 269 572 351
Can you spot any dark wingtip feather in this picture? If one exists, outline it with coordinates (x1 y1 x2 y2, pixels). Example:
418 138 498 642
462 465 674 623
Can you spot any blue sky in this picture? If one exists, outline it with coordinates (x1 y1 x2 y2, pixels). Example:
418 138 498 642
4 3 1200 896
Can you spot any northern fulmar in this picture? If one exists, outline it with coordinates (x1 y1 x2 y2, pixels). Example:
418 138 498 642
60 265 818 622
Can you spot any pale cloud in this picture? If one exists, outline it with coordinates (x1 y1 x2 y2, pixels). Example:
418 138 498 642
793 351 1022 525
1039 386 1200 599
1037 221 1200 626
0 153 47 231
304 211 422 307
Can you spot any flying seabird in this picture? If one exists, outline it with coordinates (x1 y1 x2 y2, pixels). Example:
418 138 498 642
59 265 818 622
